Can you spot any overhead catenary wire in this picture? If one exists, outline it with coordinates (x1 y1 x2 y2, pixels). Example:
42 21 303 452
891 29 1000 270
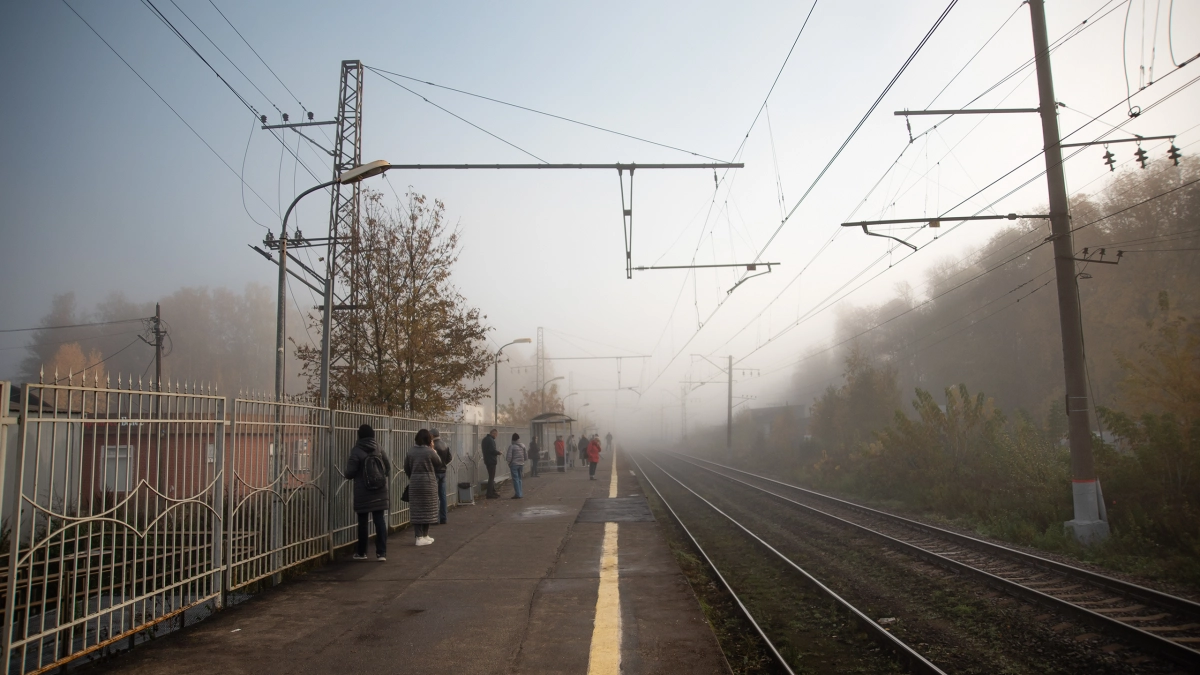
644 0 960 393
59 0 280 221
364 65 724 163
369 68 548 164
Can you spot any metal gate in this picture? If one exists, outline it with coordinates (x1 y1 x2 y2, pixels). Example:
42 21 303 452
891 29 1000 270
2 378 225 674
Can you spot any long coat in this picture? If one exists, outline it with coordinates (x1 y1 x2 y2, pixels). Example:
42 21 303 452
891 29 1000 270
404 445 443 525
345 438 392 514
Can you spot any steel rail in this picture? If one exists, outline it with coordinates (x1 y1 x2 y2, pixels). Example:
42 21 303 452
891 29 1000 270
628 453 795 675
638 454 947 675
667 452 1200 670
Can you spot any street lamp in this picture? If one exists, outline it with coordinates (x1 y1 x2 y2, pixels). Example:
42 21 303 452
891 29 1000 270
494 338 532 424
541 376 565 413
271 161 391 405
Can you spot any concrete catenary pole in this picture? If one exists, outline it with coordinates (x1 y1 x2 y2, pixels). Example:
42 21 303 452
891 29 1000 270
1029 0 1108 542
275 234 288 403
154 302 162 391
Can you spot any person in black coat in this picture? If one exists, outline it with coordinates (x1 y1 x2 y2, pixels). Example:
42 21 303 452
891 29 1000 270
578 435 590 467
529 437 541 477
344 424 392 561
481 429 501 498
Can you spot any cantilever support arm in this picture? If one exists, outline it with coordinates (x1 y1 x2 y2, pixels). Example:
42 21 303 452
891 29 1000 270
859 226 918 251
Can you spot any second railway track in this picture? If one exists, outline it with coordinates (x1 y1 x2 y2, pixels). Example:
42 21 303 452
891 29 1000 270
638 450 1198 674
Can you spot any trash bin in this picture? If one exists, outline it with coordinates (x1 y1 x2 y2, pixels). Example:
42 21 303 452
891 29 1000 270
457 481 474 504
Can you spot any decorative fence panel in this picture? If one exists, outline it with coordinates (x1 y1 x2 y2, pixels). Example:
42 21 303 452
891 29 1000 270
2 378 225 675
0 377 514 673
226 397 330 592
329 407 394 549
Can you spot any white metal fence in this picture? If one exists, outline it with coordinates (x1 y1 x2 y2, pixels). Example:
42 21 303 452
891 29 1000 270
0 379 526 674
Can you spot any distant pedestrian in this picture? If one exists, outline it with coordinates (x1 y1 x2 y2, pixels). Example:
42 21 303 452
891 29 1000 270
507 433 527 499
573 432 588 466
566 434 577 468
344 424 391 561
605 432 613 453
587 434 602 480
529 436 541 478
555 435 566 472
482 429 501 498
404 429 444 546
432 429 452 524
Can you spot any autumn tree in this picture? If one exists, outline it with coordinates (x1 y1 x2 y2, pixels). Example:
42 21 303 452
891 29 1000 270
298 190 492 417
497 383 565 425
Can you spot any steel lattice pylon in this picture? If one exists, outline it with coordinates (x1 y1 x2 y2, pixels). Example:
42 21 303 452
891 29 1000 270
319 60 365 406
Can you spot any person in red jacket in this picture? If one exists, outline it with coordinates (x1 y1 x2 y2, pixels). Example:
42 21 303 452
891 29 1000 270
554 435 566 472
586 435 602 480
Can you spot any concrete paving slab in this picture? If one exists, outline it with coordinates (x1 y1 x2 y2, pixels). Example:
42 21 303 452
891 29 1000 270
80 454 726 675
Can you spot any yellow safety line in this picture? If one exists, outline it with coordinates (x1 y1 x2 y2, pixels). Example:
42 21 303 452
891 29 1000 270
587 446 622 674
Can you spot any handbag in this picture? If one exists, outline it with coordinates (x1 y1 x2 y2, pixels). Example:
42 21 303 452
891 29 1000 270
401 485 410 502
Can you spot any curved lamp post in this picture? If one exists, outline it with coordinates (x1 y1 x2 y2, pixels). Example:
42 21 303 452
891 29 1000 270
494 338 532 424
541 376 565 413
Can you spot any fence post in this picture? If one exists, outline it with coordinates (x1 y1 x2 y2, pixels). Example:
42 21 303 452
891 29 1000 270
325 407 336 562
214 396 227 608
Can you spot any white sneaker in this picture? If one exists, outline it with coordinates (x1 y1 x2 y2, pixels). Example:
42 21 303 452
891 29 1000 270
415 536 434 546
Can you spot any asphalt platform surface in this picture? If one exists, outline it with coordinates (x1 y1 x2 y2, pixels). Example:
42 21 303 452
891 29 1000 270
82 450 728 674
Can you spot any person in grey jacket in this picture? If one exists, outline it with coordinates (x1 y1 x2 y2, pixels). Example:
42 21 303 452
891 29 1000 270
431 429 452 524
506 433 527 499
404 429 444 545
344 424 392 561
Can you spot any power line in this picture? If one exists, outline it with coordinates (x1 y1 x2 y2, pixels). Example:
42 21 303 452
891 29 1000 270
643 0 959 393
59 0 280 219
369 68 548 163
364 65 724 162
51 337 143 383
738 0 960 272
206 0 311 115
1 317 150 334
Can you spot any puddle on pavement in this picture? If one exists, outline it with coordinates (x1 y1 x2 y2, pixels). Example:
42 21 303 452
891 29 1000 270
514 506 569 519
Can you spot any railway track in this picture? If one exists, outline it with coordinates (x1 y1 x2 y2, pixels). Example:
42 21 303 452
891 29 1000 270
666 451 1200 671
631 452 946 674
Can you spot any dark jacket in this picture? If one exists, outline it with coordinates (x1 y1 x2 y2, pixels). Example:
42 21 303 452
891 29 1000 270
433 437 452 475
344 438 392 514
482 434 500 466
529 438 541 460
578 436 589 456
403 445 443 525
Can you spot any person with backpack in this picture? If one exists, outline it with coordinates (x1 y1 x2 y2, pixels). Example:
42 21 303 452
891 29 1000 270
344 424 392 561
506 432 527 499
587 434 603 480
404 428 444 546
482 428 501 498
431 429 452 525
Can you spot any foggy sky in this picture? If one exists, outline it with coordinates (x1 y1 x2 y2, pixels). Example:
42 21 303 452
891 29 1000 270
1 0 1197 439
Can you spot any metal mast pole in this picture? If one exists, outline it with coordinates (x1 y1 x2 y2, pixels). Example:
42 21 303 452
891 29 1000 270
1029 0 1107 542
726 355 733 457
320 60 365 407
154 302 162 391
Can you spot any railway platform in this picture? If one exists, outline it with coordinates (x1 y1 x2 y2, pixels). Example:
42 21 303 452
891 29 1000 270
83 451 728 675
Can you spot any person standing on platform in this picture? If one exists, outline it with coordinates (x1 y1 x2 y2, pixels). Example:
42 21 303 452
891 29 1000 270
431 429 452 525
555 435 566 472
587 434 603 480
566 433 576 468
506 433 527 499
578 434 590 468
605 432 613 453
482 429 501 498
404 429 443 546
345 424 391 561
529 436 541 478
